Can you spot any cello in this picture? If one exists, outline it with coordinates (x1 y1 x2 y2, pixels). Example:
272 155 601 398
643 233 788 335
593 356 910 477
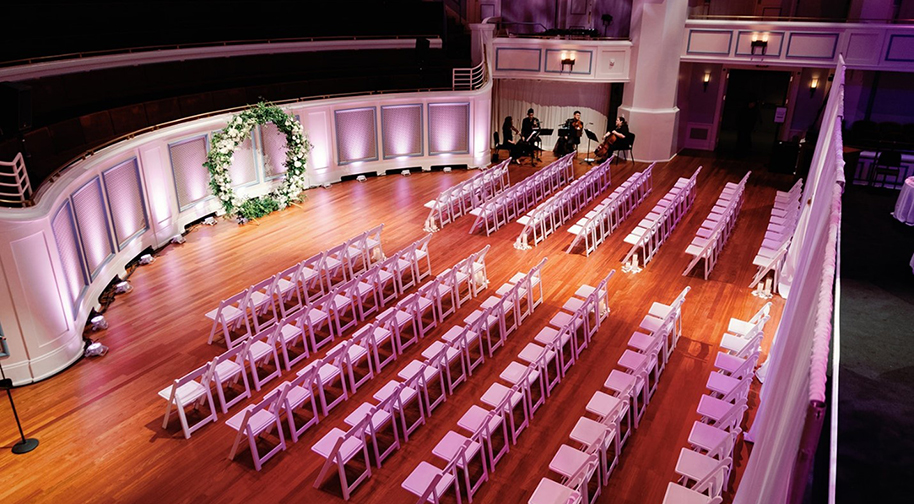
594 132 618 158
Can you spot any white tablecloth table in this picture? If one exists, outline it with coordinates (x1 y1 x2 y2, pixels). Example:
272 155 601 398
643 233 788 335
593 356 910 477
894 176 914 225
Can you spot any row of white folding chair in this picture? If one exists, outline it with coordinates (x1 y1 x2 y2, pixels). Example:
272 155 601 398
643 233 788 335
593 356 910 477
683 173 750 279
566 165 655 256
514 158 613 249
749 179 803 291
622 167 701 267
304 249 494 496
469 154 575 235
424 160 511 232
669 309 765 502
205 225 385 347
519 282 623 504
181 240 439 438
317 261 504 501
400 265 551 503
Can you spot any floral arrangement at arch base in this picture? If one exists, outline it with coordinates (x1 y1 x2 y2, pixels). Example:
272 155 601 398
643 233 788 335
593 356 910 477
204 102 311 222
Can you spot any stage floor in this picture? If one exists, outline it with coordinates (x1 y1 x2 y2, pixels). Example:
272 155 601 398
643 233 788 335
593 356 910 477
0 151 790 504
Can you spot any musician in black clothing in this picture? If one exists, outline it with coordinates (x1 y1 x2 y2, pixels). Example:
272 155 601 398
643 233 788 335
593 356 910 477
521 108 539 139
565 110 584 148
501 116 524 162
603 116 630 149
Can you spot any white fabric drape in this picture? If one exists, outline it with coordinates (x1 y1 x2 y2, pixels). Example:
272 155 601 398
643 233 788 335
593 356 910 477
492 79 612 153
733 57 846 504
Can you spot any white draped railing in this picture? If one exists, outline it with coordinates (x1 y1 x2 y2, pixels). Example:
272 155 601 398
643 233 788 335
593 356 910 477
733 56 846 504
0 153 32 206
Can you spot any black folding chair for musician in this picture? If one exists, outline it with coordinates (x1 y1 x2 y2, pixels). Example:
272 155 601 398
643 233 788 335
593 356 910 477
492 132 512 161
615 132 635 164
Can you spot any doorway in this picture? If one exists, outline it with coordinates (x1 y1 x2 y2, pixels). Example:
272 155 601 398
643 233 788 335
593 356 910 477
717 69 791 160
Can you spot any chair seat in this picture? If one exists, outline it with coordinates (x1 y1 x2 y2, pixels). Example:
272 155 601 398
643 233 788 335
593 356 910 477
317 363 342 384
398 360 439 382
344 402 393 431
549 444 590 478
312 427 363 463
570 416 607 449
500 361 539 386
214 359 244 379
249 340 273 361
706 371 740 397
373 380 418 406
480 382 523 410
647 302 673 320
158 380 207 403
457 405 503 435
421 341 461 362
226 406 275 435
586 391 623 420
696 394 732 423
618 349 648 373
662 482 716 504
713 352 746 375
402 461 455 502
688 420 730 454
628 330 658 353
534 326 561 346
603 369 635 396
728 318 754 336
432 430 482 468
285 384 313 408
719 333 755 355
675 447 720 483
529 478 579 504
205 304 244 321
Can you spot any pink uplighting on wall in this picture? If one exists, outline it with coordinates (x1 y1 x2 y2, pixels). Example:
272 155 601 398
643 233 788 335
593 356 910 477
428 102 469 155
103 159 148 248
52 201 87 305
382 104 423 158
335 107 378 164
168 136 211 209
72 177 114 278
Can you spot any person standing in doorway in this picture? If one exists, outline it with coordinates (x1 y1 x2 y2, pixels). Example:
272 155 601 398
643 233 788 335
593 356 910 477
736 100 760 155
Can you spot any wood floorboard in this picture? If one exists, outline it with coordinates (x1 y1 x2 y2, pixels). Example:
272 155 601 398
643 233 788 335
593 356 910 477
0 152 791 504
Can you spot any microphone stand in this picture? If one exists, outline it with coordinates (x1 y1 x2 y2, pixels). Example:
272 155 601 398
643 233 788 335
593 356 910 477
0 361 38 454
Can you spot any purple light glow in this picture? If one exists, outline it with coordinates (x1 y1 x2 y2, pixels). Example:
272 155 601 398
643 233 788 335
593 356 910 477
429 103 469 155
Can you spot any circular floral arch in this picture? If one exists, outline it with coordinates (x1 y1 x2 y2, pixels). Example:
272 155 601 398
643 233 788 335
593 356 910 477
204 102 311 221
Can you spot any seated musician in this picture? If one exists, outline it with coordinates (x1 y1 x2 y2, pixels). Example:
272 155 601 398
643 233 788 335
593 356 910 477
501 116 525 162
596 116 631 160
520 108 540 158
564 110 584 149
603 116 630 149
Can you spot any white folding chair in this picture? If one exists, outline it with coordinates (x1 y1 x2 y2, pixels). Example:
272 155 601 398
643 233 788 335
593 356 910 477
210 342 252 413
343 393 401 468
206 290 251 347
247 275 279 333
226 392 286 471
245 326 283 391
413 233 433 281
312 415 372 500
158 363 218 439
275 368 320 443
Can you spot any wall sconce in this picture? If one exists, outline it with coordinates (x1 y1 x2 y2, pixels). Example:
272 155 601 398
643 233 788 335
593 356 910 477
751 32 769 55
703 72 711 92
809 77 819 96
560 51 576 72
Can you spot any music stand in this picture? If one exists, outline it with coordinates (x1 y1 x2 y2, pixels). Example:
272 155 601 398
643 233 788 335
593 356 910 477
583 129 600 163
525 130 542 163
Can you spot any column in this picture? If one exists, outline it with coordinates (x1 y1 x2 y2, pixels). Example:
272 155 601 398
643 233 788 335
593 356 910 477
619 0 689 162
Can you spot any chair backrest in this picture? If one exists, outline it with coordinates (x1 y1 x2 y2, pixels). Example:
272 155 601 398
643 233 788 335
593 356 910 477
493 131 500 147
170 363 212 401
291 364 317 390
692 456 732 498
565 452 600 492
625 132 635 150
715 397 748 432
214 339 249 369
749 302 773 325
415 233 432 255
324 342 351 370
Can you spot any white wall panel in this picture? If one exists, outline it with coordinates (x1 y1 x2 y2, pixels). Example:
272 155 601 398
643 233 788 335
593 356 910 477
71 177 115 279
168 135 211 209
428 103 470 155
103 158 148 249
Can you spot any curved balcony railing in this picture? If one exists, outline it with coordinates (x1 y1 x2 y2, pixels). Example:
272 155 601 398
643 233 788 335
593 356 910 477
689 14 914 25
452 56 489 91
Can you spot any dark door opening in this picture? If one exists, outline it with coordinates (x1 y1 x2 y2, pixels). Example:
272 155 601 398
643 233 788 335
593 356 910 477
717 69 791 160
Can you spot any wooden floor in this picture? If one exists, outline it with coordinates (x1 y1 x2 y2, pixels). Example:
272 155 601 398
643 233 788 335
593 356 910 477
0 151 790 504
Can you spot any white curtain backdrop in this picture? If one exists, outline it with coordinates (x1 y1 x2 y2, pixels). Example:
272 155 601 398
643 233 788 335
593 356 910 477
733 56 846 504
492 79 612 153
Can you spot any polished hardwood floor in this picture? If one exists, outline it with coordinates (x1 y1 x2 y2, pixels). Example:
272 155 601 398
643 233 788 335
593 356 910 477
0 151 790 504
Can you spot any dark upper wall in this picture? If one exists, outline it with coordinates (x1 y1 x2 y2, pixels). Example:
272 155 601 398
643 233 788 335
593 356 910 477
2 0 445 62
500 0 631 38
